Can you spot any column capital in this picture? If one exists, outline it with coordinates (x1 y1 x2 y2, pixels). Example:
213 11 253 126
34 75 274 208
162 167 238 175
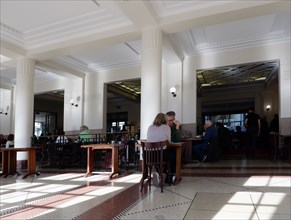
142 28 162 49
16 58 35 73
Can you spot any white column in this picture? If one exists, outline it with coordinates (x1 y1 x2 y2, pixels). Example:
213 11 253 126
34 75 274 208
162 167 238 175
83 71 103 131
140 28 162 139
182 56 197 135
280 62 291 135
15 58 35 161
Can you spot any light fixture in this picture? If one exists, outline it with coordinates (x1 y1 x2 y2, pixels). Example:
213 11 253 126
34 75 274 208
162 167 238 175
170 87 177 97
0 108 8 115
0 106 9 115
70 99 78 107
266 104 271 111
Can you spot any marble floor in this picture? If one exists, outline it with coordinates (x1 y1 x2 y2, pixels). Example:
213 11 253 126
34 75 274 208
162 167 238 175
0 159 290 220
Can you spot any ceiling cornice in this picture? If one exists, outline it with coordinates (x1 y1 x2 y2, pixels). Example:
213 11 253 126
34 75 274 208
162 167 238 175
159 1 290 34
54 56 88 74
0 23 24 48
0 39 26 58
37 60 85 79
186 32 290 56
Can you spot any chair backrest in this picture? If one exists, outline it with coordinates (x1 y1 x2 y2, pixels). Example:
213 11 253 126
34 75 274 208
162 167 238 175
141 141 168 166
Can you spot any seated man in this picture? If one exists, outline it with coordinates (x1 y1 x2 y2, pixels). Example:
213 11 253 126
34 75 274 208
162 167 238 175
192 120 217 161
79 125 93 142
165 111 182 174
55 131 69 144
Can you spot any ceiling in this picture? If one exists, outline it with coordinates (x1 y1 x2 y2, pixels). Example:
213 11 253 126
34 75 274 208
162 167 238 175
0 1 290 103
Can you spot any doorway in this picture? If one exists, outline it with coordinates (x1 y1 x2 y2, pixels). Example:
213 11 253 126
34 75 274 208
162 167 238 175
34 111 57 136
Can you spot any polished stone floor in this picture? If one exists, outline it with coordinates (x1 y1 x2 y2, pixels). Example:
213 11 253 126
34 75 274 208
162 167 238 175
0 159 290 220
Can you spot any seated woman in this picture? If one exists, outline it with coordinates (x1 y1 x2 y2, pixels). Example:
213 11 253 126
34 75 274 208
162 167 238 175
147 113 171 144
146 113 171 186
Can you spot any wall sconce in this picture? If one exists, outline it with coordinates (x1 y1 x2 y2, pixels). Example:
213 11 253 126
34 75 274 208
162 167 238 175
0 106 9 115
170 87 177 97
0 111 8 115
266 105 271 111
70 99 78 107
70 96 80 107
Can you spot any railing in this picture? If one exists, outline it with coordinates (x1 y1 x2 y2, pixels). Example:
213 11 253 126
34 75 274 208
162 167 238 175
32 131 138 145
31 132 139 169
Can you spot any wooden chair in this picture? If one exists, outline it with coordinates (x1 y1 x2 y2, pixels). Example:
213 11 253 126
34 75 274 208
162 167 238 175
140 140 168 193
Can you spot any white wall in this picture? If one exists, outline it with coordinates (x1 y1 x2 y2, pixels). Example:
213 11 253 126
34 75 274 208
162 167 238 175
166 62 183 119
34 77 83 131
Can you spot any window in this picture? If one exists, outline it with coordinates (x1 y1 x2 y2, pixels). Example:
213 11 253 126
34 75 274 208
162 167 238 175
204 113 246 131
107 112 128 132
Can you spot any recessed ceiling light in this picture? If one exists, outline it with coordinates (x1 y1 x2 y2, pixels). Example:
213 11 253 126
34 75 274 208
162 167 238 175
255 77 266 81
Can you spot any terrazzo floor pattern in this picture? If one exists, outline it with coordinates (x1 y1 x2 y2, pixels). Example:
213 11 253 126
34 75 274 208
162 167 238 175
0 159 290 220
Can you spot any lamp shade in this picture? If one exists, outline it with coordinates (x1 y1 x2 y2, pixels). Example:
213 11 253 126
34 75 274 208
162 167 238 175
170 87 176 93
266 105 271 111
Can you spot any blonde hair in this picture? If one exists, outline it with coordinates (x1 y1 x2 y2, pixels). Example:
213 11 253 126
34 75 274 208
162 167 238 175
153 113 167 126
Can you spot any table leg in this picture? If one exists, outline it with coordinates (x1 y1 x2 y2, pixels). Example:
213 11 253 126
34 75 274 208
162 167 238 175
2 151 17 178
110 145 119 178
1 151 9 177
175 146 182 184
85 147 94 177
23 149 39 179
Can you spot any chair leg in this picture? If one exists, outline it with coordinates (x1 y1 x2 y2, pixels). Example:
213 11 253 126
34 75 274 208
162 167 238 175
140 174 145 192
140 165 148 192
159 163 163 193
148 166 152 190
140 179 145 192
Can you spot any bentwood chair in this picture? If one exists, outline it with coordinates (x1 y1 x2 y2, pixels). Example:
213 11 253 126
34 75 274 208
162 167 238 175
140 140 168 193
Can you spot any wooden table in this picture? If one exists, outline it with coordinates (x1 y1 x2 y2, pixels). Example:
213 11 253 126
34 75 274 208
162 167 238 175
81 144 119 178
184 137 202 162
0 147 39 179
166 142 184 184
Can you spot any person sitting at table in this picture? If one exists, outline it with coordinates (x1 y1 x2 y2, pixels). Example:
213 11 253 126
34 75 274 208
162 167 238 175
147 113 171 143
192 120 217 162
79 125 93 142
165 111 182 143
165 111 182 175
55 131 69 144
147 113 171 186
5 133 14 148
0 133 7 147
